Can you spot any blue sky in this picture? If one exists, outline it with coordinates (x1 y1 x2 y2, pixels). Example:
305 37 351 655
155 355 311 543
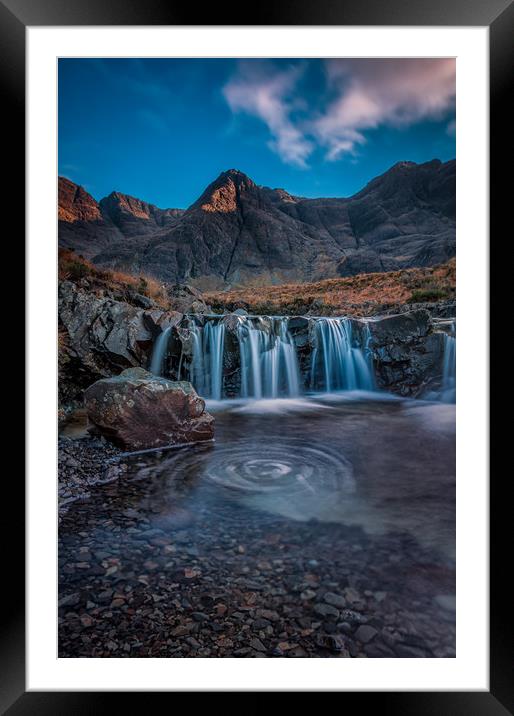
58 58 455 209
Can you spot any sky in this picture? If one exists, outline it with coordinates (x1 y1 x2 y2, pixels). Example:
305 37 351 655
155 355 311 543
58 58 456 209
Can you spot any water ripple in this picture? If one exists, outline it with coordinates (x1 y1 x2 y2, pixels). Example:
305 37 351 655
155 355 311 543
203 438 355 496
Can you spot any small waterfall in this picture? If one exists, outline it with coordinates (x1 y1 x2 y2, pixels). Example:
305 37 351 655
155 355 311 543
149 327 171 376
205 321 226 401
156 314 375 400
186 320 226 400
238 317 301 399
310 318 374 392
441 323 456 403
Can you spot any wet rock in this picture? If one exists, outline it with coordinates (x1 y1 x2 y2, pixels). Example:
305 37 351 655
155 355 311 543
367 310 445 396
313 603 340 619
355 625 378 644
249 638 267 652
58 593 81 608
315 634 346 653
59 280 172 409
323 592 346 609
84 368 214 450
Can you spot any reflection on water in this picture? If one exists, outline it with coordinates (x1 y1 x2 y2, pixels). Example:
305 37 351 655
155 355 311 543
59 394 456 658
127 395 455 559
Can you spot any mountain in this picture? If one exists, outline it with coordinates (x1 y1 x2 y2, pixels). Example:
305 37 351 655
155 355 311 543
58 177 184 258
58 159 455 287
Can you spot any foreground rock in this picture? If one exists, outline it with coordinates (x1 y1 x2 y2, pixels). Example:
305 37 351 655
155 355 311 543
58 281 182 416
84 368 214 451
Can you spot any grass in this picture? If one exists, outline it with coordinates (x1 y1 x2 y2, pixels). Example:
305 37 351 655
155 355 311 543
205 259 455 316
58 249 170 309
59 249 455 317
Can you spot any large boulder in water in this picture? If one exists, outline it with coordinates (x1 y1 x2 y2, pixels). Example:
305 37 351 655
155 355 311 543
84 367 214 451
367 309 444 396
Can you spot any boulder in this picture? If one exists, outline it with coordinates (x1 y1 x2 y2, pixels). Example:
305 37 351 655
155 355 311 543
367 310 445 396
58 281 183 408
368 309 430 346
84 367 214 451
166 284 211 314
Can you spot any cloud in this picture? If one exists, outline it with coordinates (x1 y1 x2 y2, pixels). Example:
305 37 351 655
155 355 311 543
446 119 456 136
223 61 314 168
313 59 456 160
223 58 455 166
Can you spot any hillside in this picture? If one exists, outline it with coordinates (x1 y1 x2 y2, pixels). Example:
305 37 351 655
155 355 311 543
59 159 455 287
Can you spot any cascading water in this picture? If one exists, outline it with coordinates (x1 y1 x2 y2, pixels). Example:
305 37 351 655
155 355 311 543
184 320 226 400
441 323 456 403
237 317 301 399
149 326 171 376
310 318 375 391
152 314 376 400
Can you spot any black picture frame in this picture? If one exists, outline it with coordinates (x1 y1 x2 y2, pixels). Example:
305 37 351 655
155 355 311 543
4 0 512 711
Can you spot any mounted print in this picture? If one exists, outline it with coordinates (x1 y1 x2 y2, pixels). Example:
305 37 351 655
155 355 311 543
56 56 458 660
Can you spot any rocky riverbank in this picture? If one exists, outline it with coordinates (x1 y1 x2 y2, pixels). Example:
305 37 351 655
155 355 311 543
58 435 124 512
59 469 455 659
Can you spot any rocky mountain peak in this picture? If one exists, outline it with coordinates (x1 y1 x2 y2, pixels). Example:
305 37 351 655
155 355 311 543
58 177 102 223
192 168 257 214
219 168 255 186
100 191 154 221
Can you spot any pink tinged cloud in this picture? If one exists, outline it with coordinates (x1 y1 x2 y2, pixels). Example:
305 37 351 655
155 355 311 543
223 63 314 168
223 58 456 166
315 58 456 160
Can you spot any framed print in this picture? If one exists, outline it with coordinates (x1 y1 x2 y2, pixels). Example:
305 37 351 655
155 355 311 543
4 0 512 710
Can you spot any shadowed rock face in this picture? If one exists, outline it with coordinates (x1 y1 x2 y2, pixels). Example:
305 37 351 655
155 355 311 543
58 178 183 259
59 159 455 285
84 367 214 450
58 280 182 411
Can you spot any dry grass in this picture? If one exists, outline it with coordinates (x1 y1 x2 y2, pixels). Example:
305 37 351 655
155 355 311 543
205 259 455 316
58 249 170 309
59 249 455 317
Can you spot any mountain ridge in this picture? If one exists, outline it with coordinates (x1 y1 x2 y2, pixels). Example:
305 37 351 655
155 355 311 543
58 159 455 288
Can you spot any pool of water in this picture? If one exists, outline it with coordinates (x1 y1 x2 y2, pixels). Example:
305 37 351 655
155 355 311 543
131 393 455 557
59 394 456 658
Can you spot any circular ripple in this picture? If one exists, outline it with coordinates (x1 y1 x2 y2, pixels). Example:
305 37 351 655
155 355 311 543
202 438 355 497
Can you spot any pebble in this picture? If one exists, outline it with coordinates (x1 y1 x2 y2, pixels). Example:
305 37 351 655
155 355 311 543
323 592 346 608
355 625 378 644
58 435 456 659
314 603 340 619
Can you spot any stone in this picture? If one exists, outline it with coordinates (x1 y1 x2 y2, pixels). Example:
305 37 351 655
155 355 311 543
313 603 340 619
58 593 80 608
323 592 346 609
355 625 378 644
58 280 183 409
84 367 214 450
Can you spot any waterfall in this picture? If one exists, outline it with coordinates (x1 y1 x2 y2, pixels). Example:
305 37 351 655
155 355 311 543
205 321 226 401
441 323 456 403
310 318 374 392
238 317 301 399
149 327 171 376
155 314 376 400
186 320 226 400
